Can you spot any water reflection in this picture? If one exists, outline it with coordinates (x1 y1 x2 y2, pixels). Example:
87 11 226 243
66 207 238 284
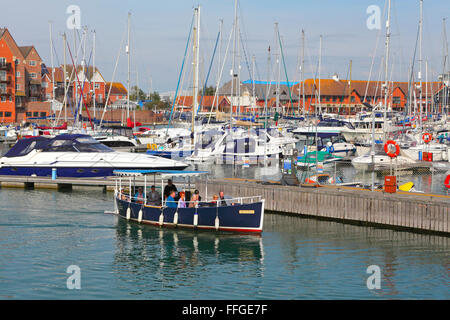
113 219 264 296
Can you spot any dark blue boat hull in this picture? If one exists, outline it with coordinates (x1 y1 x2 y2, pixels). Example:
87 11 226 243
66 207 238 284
116 198 264 233
146 150 194 159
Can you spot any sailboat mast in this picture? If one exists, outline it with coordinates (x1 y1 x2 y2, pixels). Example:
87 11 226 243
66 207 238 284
419 0 423 130
230 0 238 131
93 29 96 121
127 12 131 120
192 6 200 141
383 0 391 141
63 32 67 123
301 30 305 116
275 23 280 114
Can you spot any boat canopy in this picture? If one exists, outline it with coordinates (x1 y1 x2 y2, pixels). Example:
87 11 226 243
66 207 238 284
2 134 114 157
113 169 208 178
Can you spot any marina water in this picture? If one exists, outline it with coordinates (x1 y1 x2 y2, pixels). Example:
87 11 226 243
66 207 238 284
0 187 448 299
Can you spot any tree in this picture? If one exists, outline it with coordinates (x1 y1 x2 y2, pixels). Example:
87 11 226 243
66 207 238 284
144 91 169 110
130 85 147 101
199 85 216 96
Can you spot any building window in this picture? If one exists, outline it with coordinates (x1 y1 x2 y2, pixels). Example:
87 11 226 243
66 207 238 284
16 71 20 77
0 57 5 66
5 112 11 117
26 112 32 117
40 112 46 117
16 84 20 90
42 82 48 88
350 96 355 102
30 73 37 79
46 93 51 99
33 112 39 117
393 96 401 104
30 97 38 102
94 83 100 89
29 60 36 66
0 111 3 116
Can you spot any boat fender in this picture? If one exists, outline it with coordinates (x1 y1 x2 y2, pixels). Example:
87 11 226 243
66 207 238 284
329 145 334 153
158 211 164 226
173 211 178 225
126 206 131 220
193 210 198 227
215 216 220 231
138 208 143 223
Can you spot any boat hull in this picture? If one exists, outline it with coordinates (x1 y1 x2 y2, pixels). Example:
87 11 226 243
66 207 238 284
0 165 187 178
116 198 264 233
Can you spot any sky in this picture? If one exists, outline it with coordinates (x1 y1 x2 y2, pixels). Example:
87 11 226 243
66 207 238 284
1 0 449 94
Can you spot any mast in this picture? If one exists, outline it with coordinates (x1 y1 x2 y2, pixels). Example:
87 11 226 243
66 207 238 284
419 0 423 130
192 6 200 143
126 12 131 120
49 22 55 108
318 35 322 116
275 23 281 114
383 0 391 141
93 29 96 121
301 30 305 116
252 54 255 116
63 32 67 122
230 0 238 132
348 59 352 115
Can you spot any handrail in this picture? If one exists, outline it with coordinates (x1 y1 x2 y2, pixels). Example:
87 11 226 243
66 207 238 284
117 191 262 207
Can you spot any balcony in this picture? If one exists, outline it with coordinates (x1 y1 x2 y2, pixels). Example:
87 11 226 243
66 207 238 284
0 76 12 84
0 62 11 71
29 90 41 97
0 88 12 96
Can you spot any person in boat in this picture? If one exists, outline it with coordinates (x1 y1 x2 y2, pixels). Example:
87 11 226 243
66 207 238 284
166 190 178 208
178 191 186 208
209 194 219 207
134 187 145 204
219 191 227 207
194 189 202 201
189 193 199 208
164 179 178 200
147 185 161 206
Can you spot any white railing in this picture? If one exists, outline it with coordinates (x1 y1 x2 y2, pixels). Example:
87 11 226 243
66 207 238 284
116 190 262 208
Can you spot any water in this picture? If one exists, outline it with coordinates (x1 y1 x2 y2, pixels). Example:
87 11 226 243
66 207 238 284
0 188 448 299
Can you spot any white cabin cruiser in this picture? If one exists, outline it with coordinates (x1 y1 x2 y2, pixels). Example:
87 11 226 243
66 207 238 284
0 134 188 177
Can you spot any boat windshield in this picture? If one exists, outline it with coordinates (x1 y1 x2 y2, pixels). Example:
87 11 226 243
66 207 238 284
43 136 115 153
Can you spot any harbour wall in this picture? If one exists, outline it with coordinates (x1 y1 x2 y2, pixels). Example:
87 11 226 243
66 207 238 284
198 179 450 236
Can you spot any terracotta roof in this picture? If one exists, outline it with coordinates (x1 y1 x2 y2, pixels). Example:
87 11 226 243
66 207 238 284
62 65 104 82
291 78 443 98
106 82 127 95
43 67 65 83
175 95 228 107
18 46 33 58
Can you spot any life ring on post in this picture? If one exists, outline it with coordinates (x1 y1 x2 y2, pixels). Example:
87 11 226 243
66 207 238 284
445 175 450 189
83 123 87 130
422 133 432 144
384 140 400 158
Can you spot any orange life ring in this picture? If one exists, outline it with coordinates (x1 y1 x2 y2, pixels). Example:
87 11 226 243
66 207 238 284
384 140 400 158
445 175 450 189
83 123 87 130
422 133 432 144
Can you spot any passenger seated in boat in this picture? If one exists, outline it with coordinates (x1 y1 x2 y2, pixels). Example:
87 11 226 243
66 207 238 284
209 194 219 207
164 179 178 199
147 185 161 206
166 190 178 208
189 193 199 208
194 189 202 201
219 191 227 206
178 191 186 208
134 187 145 204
